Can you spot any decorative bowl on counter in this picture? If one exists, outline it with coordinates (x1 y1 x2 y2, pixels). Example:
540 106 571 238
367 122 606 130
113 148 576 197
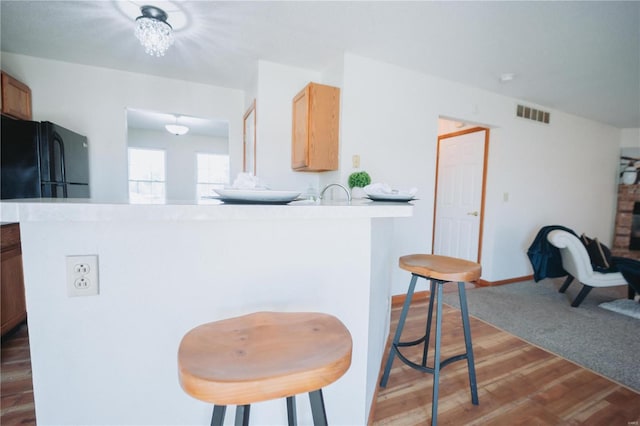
364 183 417 202
212 189 301 204
366 192 416 202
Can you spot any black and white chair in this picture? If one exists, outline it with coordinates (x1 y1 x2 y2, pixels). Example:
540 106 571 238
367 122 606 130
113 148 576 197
547 229 628 307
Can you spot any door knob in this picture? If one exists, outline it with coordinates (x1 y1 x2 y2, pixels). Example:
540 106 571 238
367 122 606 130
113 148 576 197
467 211 479 216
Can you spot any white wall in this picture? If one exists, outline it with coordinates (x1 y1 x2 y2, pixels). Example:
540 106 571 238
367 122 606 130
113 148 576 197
127 128 228 200
620 128 640 152
339 55 437 294
620 128 640 148
254 59 350 197
337 54 621 292
0 52 244 201
1 51 626 288
254 60 323 194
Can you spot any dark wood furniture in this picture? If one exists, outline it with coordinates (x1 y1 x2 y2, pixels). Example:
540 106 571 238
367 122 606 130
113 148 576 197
613 184 640 261
1 223 27 336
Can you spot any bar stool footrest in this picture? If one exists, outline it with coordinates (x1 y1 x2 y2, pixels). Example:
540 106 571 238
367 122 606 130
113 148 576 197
397 335 428 347
393 345 472 374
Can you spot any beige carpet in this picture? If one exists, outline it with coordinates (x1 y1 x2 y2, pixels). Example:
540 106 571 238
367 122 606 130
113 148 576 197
441 278 640 391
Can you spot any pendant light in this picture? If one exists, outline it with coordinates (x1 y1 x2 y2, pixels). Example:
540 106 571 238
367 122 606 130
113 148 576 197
134 5 174 57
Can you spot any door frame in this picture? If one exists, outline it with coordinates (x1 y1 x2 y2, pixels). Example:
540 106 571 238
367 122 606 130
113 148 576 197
432 126 490 263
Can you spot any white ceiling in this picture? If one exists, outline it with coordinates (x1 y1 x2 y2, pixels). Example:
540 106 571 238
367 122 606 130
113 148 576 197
1 1 639 129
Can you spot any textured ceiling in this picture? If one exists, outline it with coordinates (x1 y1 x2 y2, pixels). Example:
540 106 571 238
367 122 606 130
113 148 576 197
1 1 639 128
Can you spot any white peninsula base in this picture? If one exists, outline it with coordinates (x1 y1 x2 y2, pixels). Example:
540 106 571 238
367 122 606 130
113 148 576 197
1 199 412 425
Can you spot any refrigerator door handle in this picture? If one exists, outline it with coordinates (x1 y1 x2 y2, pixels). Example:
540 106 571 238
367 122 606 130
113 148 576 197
52 131 68 198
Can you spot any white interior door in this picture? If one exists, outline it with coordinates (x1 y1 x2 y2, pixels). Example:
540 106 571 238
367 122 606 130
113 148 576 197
433 128 487 262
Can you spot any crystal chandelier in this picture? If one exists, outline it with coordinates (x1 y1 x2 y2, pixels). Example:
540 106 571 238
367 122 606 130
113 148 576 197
134 6 174 57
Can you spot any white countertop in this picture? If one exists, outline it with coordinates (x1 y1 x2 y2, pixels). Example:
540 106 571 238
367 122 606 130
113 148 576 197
0 197 413 222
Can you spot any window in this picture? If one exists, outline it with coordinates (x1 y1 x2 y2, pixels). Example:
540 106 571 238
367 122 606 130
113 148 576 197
128 148 166 203
197 153 230 198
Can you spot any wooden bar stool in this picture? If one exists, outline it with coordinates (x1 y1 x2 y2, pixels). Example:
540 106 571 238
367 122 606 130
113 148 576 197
178 311 352 426
380 254 481 425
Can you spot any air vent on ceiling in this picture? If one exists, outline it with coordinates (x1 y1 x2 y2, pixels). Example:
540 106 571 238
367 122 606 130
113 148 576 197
516 104 550 124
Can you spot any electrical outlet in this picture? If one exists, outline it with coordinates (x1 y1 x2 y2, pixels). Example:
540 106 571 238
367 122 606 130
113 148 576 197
66 255 99 297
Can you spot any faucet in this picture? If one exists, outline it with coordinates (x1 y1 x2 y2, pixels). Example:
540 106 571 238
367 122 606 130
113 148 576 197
320 183 352 202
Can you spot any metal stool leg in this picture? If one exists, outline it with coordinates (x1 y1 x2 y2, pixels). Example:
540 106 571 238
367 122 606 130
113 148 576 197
309 389 328 426
458 281 479 405
430 282 444 426
210 405 226 426
234 405 250 426
287 396 297 426
422 279 436 367
380 274 419 387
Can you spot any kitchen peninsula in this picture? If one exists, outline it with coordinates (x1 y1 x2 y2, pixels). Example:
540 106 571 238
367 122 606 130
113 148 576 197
0 198 412 425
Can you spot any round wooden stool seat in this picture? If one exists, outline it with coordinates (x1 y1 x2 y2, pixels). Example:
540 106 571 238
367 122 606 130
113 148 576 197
399 254 481 282
178 311 352 407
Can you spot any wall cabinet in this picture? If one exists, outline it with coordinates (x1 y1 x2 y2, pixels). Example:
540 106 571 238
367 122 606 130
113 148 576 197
291 82 340 171
1 71 32 120
1 223 27 336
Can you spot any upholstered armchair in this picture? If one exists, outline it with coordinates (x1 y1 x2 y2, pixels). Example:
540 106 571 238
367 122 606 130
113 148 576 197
547 230 629 307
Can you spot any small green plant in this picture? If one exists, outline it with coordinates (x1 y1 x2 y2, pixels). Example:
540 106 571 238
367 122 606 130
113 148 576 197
348 171 371 189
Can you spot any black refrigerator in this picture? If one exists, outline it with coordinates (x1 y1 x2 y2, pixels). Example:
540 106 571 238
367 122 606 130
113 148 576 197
1 115 90 199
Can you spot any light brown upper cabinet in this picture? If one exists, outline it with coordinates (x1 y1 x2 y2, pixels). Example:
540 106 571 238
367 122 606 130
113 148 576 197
1 71 32 120
291 82 340 171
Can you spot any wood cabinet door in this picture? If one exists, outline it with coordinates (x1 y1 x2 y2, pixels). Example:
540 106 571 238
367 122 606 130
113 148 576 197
307 84 339 171
1 248 26 335
1 71 32 120
291 83 340 171
292 87 310 169
1 223 27 336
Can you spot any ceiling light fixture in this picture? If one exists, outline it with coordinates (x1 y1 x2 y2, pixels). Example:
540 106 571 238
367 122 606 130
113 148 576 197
134 5 174 57
499 73 516 83
165 123 189 136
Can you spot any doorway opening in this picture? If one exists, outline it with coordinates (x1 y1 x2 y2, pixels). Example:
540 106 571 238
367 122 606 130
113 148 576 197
432 118 490 263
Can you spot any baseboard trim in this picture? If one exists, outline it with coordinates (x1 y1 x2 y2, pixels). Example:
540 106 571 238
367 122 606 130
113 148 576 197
476 275 533 287
391 275 533 306
391 290 431 307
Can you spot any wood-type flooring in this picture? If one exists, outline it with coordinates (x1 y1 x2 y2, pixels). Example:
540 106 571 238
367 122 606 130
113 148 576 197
1 323 35 426
372 296 640 425
2 297 639 426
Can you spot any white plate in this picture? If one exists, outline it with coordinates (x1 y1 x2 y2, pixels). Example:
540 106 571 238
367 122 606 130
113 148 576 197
213 189 301 204
367 193 416 202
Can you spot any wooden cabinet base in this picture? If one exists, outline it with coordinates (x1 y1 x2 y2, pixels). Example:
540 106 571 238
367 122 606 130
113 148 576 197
1 223 27 337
